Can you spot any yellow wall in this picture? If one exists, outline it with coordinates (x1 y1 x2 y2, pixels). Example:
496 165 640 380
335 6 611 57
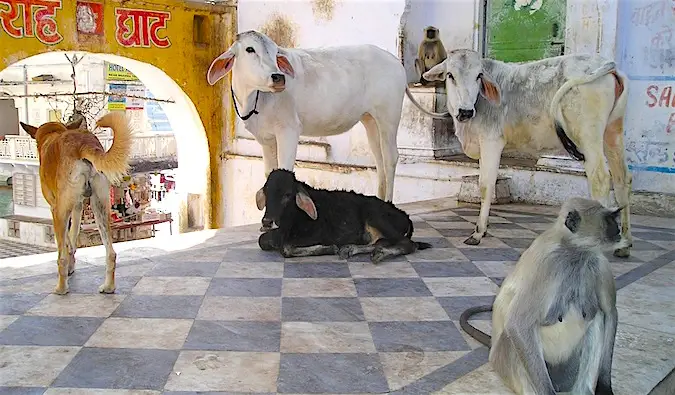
0 0 236 229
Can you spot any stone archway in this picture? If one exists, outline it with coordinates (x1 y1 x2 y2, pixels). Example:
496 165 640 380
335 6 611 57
0 0 238 230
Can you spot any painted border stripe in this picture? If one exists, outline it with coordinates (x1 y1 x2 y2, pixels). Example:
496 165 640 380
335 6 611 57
628 165 675 174
627 75 675 82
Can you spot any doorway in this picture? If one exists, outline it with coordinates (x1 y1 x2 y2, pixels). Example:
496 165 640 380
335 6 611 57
484 0 567 62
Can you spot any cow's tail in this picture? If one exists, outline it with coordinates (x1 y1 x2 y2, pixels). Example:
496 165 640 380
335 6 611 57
607 68 628 125
405 86 452 119
549 62 617 162
81 112 134 185
406 218 433 250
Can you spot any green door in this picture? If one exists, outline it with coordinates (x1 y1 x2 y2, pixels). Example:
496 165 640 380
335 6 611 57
486 0 567 63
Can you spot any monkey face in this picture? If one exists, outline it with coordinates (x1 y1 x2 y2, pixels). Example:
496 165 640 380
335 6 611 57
426 28 437 40
561 198 630 251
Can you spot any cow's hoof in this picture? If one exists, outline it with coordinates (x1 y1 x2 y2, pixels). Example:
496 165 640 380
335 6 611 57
464 235 481 246
613 247 631 258
338 246 354 260
260 225 273 232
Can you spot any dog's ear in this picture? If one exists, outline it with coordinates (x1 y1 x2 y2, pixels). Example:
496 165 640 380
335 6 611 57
65 118 84 130
20 122 38 139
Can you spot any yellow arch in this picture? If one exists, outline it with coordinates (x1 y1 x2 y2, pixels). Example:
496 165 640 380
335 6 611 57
0 0 237 230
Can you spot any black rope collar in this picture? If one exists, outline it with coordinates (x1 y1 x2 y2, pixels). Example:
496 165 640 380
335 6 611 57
231 86 260 121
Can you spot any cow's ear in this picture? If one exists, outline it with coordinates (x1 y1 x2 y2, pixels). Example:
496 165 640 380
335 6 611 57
276 51 295 78
479 72 501 106
422 61 446 82
20 122 38 139
295 187 317 220
207 47 236 85
255 188 266 210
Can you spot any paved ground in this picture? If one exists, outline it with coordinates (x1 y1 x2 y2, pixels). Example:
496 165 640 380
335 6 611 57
0 200 673 394
0 239 55 259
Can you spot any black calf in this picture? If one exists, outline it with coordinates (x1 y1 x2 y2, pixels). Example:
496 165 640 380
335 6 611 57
256 169 432 263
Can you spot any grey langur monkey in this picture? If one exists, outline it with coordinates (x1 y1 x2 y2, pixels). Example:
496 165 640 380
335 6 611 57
415 26 447 84
460 197 628 395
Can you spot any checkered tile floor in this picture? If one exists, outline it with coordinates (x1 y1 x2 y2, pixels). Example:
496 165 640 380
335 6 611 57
0 203 673 394
0 239 55 259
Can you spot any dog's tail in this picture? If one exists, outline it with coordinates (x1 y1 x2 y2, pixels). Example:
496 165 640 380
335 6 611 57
81 112 134 185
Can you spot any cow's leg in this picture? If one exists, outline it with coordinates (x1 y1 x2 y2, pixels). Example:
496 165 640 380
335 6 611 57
260 141 279 232
338 244 376 259
371 238 418 263
361 113 387 200
604 117 633 258
465 138 505 245
375 114 400 202
282 244 339 258
258 228 282 251
260 140 279 177
276 130 300 171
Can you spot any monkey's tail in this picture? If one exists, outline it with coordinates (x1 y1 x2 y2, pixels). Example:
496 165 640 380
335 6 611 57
549 61 616 162
405 86 452 119
81 112 134 186
459 305 493 348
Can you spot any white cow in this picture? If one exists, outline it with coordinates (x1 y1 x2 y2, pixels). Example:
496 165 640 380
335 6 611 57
421 49 633 258
207 30 408 228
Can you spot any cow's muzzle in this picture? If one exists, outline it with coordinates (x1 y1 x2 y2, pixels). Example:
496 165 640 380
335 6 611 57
270 73 286 92
456 108 475 122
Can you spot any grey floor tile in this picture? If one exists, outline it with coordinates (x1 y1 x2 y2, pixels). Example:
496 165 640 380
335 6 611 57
354 278 432 297
52 347 178 390
206 278 282 297
626 239 667 251
411 221 433 229
222 249 284 262
412 261 484 277
438 228 475 238
67 274 141 294
146 262 221 277
0 388 46 395
283 262 350 278
633 231 675 241
369 321 470 352
459 248 522 262
500 215 552 223
491 277 504 287
413 237 454 248
437 296 496 320
277 353 388 393
112 295 203 319
418 215 467 222
0 293 47 315
0 316 103 346
281 297 364 322
346 254 406 263
486 223 526 230
498 238 536 249
183 320 280 352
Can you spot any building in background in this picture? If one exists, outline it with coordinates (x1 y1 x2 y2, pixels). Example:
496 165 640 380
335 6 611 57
0 52 178 247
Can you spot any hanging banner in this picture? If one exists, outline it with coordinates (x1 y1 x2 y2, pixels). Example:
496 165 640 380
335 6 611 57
105 62 138 81
107 83 126 111
126 85 145 110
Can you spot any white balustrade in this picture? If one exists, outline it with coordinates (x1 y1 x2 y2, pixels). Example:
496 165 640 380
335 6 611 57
0 134 176 162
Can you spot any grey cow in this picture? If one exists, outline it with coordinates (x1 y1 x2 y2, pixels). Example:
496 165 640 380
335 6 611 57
422 49 633 258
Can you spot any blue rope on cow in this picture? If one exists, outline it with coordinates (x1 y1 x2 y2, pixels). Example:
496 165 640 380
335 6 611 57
231 86 260 121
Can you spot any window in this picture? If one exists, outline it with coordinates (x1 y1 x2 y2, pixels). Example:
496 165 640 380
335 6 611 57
12 173 36 207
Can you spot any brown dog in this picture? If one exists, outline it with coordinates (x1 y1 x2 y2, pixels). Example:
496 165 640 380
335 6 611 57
20 113 133 295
